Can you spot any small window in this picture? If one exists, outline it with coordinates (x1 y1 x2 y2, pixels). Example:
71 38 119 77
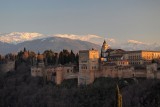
67 69 69 73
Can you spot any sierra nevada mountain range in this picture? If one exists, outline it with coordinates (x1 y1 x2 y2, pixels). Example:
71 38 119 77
0 32 159 55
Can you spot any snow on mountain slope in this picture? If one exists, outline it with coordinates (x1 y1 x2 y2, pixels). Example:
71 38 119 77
0 37 101 55
55 34 102 41
0 32 46 44
0 32 116 46
120 40 160 51
54 34 116 45
128 40 146 45
0 32 159 52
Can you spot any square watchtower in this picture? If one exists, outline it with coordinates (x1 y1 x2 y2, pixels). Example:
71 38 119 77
78 49 99 85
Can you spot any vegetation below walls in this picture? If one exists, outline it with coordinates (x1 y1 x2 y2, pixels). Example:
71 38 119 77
0 63 160 107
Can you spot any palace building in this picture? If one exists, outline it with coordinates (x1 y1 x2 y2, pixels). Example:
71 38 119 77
31 40 160 85
123 50 160 65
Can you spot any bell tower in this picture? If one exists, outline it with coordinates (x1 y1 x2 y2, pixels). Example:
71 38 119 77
101 40 109 57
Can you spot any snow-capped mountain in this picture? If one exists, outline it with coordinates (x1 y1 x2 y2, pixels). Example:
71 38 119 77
54 34 116 46
54 34 103 45
120 40 160 51
0 32 116 46
0 32 160 55
0 36 101 55
0 32 46 44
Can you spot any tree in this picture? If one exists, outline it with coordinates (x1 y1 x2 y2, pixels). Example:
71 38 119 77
28 51 36 65
75 53 79 65
58 51 64 65
43 50 56 65
23 47 26 52
63 49 70 64
70 50 76 63
58 49 72 65
5 53 16 61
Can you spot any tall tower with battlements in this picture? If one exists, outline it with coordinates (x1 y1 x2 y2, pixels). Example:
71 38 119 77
78 49 99 85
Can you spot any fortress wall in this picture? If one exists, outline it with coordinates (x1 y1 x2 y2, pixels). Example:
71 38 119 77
134 70 146 78
45 68 56 81
31 67 43 77
102 68 118 78
63 73 78 79
30 61 160 85
95 71 103 78
89 71 95 84
0 61 15 72
59 66 78 80
156 72 160 79
147 73 155 79
117 67 134 78
101 66 135 79
121 71 133 78
78 72 91 85
146 63 157 79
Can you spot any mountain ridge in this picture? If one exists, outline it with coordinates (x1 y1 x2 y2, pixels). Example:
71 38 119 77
0 37 101 55
0 32 160 55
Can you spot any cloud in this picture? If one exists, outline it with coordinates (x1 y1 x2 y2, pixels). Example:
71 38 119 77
127 40 146 45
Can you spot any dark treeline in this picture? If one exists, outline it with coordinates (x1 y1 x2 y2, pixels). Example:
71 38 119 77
0 48 79 67
0 63 160 107
58 50 79 65
0 53 16 64
0 62 115 107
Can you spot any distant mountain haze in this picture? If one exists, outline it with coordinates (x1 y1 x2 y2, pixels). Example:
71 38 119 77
0 32 159 55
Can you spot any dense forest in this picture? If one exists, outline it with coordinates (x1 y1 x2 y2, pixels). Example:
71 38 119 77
0 62 160 107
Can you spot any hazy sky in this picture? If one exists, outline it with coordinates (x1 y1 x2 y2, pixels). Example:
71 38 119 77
0 0 160 43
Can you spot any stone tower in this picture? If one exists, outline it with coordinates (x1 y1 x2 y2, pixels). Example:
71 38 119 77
101 40 109 57
55 66 63 85
78 49 99 85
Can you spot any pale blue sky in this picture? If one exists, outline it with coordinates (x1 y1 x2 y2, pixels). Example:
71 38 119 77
0 0 160 43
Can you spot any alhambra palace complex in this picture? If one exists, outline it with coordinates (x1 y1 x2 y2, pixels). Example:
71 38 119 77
30 40 160 85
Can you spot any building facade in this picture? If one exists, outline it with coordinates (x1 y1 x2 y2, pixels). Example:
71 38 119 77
31 40 160 85
31 63 78 85
124 50 160 65
78 49 99 85
0 61 15 72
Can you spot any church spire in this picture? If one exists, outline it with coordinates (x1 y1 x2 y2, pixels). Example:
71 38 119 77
101 39 109 57
103 40 106 44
